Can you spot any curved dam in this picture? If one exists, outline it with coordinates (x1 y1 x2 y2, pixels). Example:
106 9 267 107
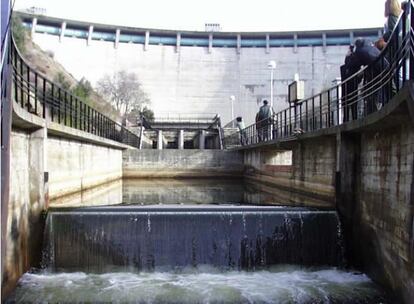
18 12 381 124
4 4 414 303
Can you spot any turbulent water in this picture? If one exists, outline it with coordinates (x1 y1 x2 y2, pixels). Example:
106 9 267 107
8 266 387 303
9 180 388 303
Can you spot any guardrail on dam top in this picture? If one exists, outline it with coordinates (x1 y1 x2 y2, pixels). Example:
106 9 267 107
17 11 381 50
225 1 414 148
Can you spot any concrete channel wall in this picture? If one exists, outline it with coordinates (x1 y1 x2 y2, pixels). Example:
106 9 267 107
340 123 414 303
241 88 414 303
4 85 414 303
123 149 244 178
244 137 336 207
3 102 127 297
47 136 123 199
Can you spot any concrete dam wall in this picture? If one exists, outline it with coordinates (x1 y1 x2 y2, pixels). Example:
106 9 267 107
19 13 382 124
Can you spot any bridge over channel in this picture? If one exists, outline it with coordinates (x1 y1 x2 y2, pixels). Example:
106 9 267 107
1 1 414 303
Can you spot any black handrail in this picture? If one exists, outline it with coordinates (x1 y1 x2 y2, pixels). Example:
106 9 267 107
226 0 414 148
9 37 140 148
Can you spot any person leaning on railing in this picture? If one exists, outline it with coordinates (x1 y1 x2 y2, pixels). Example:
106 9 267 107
353 38 390 114
341 44 362 121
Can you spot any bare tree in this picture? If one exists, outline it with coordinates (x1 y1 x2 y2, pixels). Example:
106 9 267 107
96 70 150 117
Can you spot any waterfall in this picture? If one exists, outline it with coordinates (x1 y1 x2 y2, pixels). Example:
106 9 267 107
42 206 343 272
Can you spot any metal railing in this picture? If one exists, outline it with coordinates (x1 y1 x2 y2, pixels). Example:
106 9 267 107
10 38 140 148
153 113 219 123
225 1 414 148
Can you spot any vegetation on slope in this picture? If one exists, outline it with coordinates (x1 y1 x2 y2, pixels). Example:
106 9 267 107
11 15 122 122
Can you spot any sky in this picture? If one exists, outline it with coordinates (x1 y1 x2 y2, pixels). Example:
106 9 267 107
13 0 387 32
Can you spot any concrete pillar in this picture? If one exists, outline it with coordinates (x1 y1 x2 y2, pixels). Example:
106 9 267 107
87 25 94 45
237 34 241 54
349 31 354 44
115 29 120 49
176 33 181 53
293 33 298 53
178 130 184 150
29 127 48 210
144 31 150 51
199 130 206 149
208 33 213 53
59 21 66 42
322 33 327 52
31 17 37 37
157 130 163 150
265 34 270 54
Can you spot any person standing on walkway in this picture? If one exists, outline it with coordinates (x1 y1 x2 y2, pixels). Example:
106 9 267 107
375 0 402 50
236 116 247 145
256 100 272 142
383 0 402 42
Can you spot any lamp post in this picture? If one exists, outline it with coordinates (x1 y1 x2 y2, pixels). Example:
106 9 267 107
267 60 276 109
229 95 235 127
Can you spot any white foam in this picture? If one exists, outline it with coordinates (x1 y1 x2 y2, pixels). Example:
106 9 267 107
9 266 385 303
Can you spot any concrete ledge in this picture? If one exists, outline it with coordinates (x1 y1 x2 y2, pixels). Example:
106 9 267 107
48 121 131 150
12 101 45 130
12 101 132 150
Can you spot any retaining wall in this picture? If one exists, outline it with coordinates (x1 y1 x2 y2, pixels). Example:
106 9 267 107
123 149 244 178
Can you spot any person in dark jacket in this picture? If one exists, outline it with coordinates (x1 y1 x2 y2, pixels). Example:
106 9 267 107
256 100 272 141
353 38 389 114
341 45 361 121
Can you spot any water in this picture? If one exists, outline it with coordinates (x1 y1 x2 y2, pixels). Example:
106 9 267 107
8 266 387 303
7 179 389 303
50 178 331 208
42 207 342 272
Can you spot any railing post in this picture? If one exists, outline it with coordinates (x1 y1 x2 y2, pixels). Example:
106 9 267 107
50 83 55 121
64 91 67 125
57 88 62 123
26 64 30 112
13 48 18 103
34 72 38 114
83 103 87 131
334 88 338 125
42 78 46 118
327 91 331 127
19 56 24 108
319 95 323 129
69 95 73 127
305 100 308 131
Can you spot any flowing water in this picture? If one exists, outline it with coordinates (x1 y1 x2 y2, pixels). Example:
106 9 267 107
9 266 387 303
7 179 389 303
